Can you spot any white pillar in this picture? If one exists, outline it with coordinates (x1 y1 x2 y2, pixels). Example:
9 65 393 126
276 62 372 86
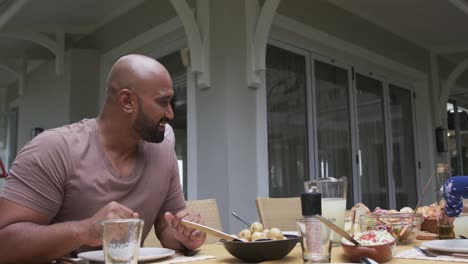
196 0 259 233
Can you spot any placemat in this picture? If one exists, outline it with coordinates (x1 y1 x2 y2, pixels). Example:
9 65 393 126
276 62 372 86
395 247 468 262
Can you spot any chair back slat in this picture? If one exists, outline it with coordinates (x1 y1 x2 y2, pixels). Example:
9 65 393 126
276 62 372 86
256 197 302 231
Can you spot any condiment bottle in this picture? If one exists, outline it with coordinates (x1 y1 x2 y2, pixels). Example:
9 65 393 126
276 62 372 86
435 163 455 239
298 187 326 262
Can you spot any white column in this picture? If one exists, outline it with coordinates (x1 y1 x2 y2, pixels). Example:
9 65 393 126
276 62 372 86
196 0 259 233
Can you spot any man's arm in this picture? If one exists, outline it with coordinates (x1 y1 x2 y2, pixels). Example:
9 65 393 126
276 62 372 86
155 213 185 250
154 207 206 251
0 198 138 264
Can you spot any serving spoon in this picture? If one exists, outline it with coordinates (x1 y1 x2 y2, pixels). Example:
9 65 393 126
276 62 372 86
315 214 360 245
399 172 435 237
182 220 275 242
231 212 251 228
182 220 241 241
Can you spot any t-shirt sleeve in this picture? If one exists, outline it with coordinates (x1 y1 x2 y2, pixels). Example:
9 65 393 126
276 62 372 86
0 130 71 216
159 149 186 215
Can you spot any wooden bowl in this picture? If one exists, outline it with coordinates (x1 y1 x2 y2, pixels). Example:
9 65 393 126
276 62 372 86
222 234 300 262
341 239 395 263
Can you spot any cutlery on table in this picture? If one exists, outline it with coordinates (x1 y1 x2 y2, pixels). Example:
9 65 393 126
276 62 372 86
413 245 437 257
360 257 377 264
460 235 467 239
55 257 85 264
231 212 251 228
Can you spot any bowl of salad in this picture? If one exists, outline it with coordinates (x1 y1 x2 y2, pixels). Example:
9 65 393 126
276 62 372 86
341 230 396 263
360 213 423 245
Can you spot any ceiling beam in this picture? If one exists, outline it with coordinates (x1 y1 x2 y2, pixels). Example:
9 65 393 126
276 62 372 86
0 31 64 75
0 45 55 58
95 0 145 30
449 0 468 16
0 0 28 29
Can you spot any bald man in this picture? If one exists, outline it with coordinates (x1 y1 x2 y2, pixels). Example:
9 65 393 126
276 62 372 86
0 54 206 264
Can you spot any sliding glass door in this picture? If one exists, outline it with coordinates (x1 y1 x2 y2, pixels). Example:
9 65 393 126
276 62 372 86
314 60 354 206
389 85 417 208
266 45 309 197
265 43 418 208
355 74 388 209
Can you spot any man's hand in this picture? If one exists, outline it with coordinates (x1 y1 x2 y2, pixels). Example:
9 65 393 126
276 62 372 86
164 208 206 250
78 201 139 246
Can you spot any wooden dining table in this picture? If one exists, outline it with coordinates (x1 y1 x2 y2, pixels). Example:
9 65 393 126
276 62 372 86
192 240 441 263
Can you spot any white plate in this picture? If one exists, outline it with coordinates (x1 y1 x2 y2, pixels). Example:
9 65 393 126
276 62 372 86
283 231 299 236
77 247 175 262
422 239 468 253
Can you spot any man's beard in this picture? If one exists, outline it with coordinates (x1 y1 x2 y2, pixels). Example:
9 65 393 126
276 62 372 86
133 105 165 143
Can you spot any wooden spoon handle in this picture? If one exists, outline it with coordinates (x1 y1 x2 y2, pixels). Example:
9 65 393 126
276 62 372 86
315 214 360 245
181 219 239 241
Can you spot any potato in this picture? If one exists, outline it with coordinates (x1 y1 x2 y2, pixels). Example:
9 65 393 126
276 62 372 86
267 227 284 240
238 229 251 241
236 225 285 242
250 222 264 233
251 231 267 241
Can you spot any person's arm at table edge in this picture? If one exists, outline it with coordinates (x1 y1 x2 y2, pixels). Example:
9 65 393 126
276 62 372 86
0 198 89 264
0 198 138 264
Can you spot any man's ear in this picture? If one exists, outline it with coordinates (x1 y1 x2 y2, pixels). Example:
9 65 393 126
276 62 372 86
118 89 135 113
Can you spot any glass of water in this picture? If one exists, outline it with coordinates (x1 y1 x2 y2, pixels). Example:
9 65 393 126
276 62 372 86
101 219 144 264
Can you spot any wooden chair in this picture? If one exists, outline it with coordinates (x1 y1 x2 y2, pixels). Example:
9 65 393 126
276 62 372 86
256 197 302 231
144 198 223 247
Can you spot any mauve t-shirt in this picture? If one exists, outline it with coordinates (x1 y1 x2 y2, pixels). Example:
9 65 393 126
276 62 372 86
1 119 186 250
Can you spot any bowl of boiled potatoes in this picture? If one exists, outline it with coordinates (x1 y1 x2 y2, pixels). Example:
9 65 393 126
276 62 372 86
222 222 300 262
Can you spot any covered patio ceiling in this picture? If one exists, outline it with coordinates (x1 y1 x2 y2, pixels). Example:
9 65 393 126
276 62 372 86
328 0 468 108
0 0 467 106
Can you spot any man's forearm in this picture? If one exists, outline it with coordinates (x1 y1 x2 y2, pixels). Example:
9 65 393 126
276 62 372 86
0 221 85 264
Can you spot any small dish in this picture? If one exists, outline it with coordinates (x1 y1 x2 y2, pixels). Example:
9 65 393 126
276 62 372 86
422 239 468 253
77 247 175 262
341 239 395 263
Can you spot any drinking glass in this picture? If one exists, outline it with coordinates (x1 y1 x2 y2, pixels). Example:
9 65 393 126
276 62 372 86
102 219 144 264
304 176 347 245
297 218 334 263
434 164 454 239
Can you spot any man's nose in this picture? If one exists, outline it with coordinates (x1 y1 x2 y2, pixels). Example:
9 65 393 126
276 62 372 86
165 104 174 120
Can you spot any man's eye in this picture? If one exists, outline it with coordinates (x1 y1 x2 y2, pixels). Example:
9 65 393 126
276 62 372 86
157 100 170 106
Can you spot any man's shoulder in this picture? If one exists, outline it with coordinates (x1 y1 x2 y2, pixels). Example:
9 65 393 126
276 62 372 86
48 119 95 136
27 119 95 150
